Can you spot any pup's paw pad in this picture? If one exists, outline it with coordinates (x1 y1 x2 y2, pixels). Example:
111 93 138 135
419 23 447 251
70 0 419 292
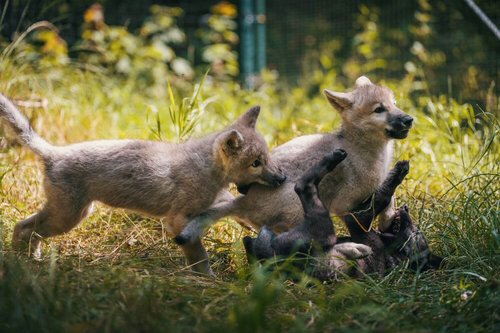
334 242 372 259
393 160 410 179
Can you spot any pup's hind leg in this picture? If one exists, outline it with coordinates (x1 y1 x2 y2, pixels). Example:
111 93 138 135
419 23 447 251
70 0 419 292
375 160 409 231
378 197 396 232
12 183 91 257
272 150 347 255
376 161 409 204
12 208 49 257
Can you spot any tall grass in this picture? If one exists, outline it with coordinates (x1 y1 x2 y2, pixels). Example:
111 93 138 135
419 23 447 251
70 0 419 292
0 32 499 332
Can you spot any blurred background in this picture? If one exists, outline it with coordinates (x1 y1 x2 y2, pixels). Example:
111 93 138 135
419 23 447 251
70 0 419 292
1 0 498 108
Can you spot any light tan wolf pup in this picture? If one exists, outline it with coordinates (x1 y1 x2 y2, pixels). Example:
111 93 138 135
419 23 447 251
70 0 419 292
176 76 414 244
0 94 285 275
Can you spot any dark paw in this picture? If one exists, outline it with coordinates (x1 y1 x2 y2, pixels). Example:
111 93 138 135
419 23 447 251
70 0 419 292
332 149 347 160
393 160 410 179
243 236 254 253
173 235 188 245
324 149 347 171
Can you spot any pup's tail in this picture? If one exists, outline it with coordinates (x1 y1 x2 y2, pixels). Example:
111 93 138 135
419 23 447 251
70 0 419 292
0 93 54 156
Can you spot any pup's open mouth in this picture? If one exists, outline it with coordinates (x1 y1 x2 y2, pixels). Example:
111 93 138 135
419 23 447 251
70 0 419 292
236 184 252 195
389 209 401 234
385 128 410 139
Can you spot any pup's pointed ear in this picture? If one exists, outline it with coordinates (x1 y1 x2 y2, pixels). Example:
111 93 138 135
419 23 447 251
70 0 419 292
236 105 260 128
223 129 244 152
355 75 372 87
323 90 352 112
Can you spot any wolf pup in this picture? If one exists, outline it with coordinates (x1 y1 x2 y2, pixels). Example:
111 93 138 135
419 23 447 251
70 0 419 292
244 155 442 281
176 76 414 244
0 94 285 275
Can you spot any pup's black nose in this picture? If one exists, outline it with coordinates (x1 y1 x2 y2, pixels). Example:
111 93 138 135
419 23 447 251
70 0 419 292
402 115 413 128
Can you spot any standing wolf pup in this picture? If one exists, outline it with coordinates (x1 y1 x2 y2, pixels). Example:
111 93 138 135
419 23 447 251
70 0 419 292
176 76 414 244
0 94 285 275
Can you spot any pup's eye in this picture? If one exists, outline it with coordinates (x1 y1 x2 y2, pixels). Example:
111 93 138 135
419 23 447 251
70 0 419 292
251 160 262 168
374 106 386 113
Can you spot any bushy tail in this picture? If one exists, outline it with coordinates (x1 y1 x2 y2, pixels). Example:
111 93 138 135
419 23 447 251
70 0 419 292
0 93 53 156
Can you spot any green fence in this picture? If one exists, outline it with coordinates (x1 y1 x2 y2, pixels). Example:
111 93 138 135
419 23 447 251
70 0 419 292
1 0 498 101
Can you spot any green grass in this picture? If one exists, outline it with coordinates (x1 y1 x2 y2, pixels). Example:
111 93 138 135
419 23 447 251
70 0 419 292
0 54 499 332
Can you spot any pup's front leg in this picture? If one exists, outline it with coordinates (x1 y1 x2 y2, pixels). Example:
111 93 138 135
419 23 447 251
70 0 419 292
170 215 214 276
174 199 235 246
378 196 396 231
179 239 214 276
174 190 240 246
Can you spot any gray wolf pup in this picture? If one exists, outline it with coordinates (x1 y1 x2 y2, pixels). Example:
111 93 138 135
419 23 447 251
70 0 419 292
244 155 442 281
176 76 414 244
0 94 285 274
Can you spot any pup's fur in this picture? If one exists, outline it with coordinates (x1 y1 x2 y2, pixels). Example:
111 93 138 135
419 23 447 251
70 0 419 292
177 76 414 244
0 94 285 274
244 156 442 281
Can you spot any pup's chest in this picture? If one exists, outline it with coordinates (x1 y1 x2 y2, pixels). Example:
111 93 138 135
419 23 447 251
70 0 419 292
320 156 388 215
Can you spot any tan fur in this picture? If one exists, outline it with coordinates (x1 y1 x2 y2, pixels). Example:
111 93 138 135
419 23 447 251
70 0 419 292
0 94 284 275
178 76 413 242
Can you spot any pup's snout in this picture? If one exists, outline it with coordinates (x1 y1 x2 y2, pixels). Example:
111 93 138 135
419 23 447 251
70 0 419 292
276 166 287 185
401 115 413 128
261 164 287 187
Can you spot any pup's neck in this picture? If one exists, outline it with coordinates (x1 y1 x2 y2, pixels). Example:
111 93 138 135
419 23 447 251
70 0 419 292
338 125 392 159
183 133 229 187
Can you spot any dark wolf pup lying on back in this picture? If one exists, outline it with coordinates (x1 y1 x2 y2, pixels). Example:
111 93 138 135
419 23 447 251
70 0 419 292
0 94 286 275
243 150 442 281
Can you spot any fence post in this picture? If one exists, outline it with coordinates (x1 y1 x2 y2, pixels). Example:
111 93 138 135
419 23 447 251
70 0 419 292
255 0 266 72
240 0 256 88
239 0 266 88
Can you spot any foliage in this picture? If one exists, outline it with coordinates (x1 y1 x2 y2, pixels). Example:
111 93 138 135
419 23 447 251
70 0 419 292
197 1 239 79
77 3 193 94
267 0 498 106
0 2 239 98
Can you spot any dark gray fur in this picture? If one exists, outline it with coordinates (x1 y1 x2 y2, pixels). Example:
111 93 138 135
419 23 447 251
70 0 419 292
244 157 442 281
